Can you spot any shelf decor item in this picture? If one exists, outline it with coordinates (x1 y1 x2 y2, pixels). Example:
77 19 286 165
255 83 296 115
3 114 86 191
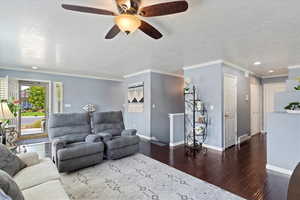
294 77 300 91
184 78 191 94
184 85 208 156
82 104 96 113
285 102 300 114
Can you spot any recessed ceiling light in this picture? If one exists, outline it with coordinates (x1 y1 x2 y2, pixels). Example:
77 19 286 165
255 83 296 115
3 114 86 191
268 70 274 73
32 66 38 70
253 61 261 66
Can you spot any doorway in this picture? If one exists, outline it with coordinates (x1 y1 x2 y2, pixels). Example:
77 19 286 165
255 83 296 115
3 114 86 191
263 82 286 131
223 74 237 149
250 84 261 135
18 80 50 138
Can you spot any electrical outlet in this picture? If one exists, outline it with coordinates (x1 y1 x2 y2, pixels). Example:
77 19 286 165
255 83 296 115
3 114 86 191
65 104 71 108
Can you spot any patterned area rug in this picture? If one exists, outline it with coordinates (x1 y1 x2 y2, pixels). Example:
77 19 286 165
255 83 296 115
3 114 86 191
60 154 245 200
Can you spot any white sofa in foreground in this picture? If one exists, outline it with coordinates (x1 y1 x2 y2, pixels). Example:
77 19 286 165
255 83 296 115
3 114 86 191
14 152 69 200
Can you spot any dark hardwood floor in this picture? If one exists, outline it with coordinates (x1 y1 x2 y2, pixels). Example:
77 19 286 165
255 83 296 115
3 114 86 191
24 133 289 200
139 134 290 200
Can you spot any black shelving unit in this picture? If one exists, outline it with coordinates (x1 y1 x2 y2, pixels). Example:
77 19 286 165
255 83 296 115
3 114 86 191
184 86 208 156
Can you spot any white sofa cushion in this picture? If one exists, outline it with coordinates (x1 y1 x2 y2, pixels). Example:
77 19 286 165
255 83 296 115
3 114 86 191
17 153 40 167
22 180 69 200
14 158 59 190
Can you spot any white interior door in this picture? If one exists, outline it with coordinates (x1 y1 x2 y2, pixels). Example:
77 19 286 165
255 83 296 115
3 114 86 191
263 82 286 131
251 84 261 135
224 74 237 149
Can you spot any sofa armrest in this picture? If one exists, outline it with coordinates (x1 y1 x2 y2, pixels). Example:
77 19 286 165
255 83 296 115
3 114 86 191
52 139 67 151
95 132 113 142
85 134 102 143
121 129 137 136
17 152 40 167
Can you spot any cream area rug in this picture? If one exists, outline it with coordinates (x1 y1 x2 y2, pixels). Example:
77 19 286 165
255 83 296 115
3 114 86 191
60 154 245 200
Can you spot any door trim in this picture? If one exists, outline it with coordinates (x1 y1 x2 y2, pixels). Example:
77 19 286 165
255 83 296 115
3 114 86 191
262 82 286 131
223 73 238 149
17 79 51 138
250 83 261 136
16 78 52 112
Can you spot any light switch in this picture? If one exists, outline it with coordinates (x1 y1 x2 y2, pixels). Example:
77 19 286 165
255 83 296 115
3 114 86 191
210 105 214 110
65 104 71 108
152 104 156 109
245 95 249 101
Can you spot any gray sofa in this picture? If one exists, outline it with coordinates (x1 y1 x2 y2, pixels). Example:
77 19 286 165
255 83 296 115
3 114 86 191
92 111 140 160
48 113 104 172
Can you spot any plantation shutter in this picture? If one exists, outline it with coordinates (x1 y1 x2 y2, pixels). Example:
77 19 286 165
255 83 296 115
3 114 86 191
0 77 8 100
7 77 19 127
53 82 63 113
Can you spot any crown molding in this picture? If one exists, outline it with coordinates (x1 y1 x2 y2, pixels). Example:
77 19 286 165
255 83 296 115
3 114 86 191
183 59 258 77
222 60 256 76
261 74 288 79
0 66 123 82
288 65 300 69
182 60 224 71
123 69 152 78
124 69 183 79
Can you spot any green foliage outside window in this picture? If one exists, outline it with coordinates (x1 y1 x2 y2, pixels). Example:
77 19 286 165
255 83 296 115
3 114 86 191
27 86 45 111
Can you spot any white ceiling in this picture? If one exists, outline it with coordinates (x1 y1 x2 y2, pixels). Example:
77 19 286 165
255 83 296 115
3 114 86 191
1 0 300 80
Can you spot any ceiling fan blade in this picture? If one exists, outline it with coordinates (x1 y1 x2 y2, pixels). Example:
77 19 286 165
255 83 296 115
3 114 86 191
62 4 116 16
139 1 188 17
139 20 163 39
105 25 121 39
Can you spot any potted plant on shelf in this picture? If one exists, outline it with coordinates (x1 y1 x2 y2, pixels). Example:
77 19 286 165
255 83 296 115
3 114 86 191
294 77 300 91
285 102 300 114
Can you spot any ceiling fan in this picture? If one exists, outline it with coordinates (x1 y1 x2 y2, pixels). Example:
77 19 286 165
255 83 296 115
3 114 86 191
61 0 188 39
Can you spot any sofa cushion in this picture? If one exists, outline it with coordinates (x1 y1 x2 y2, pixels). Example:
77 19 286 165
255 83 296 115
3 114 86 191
0 170 24 200
93 111 125 137
22 180 69 200
14 158 59 190
48 112 91 141
0 144 26 177
57 142 104 161
17 152 40 167
106 135 140 150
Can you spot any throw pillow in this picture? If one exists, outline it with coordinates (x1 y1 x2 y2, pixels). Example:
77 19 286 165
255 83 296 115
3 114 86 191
0 144 26 177
0 170 24 200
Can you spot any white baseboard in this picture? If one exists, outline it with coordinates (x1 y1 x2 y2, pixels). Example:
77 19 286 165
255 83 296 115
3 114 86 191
266 164 293 176
137 134 151 141
202 144 225 152
237 134 251 144
168 141 224 151
169 141 184 147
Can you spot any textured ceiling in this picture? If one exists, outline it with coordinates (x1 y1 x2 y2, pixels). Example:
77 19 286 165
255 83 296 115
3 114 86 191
1 0 299 79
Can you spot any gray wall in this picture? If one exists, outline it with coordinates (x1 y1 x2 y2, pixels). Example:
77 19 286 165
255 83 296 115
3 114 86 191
150 73 184 143
223 64 252 137
267 112 300 172
124 73 151 138
0 69 124 113
184 63 262 148
184 63 224 148
169 114 184 145
124 72 184 142
261 76 288 84
274 91 300 112
288 67 300 79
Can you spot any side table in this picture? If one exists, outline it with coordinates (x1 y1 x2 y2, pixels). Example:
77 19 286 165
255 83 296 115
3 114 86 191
5 125 19 149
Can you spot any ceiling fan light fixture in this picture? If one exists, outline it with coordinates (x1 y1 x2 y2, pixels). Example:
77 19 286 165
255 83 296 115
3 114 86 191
114 14 141 34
